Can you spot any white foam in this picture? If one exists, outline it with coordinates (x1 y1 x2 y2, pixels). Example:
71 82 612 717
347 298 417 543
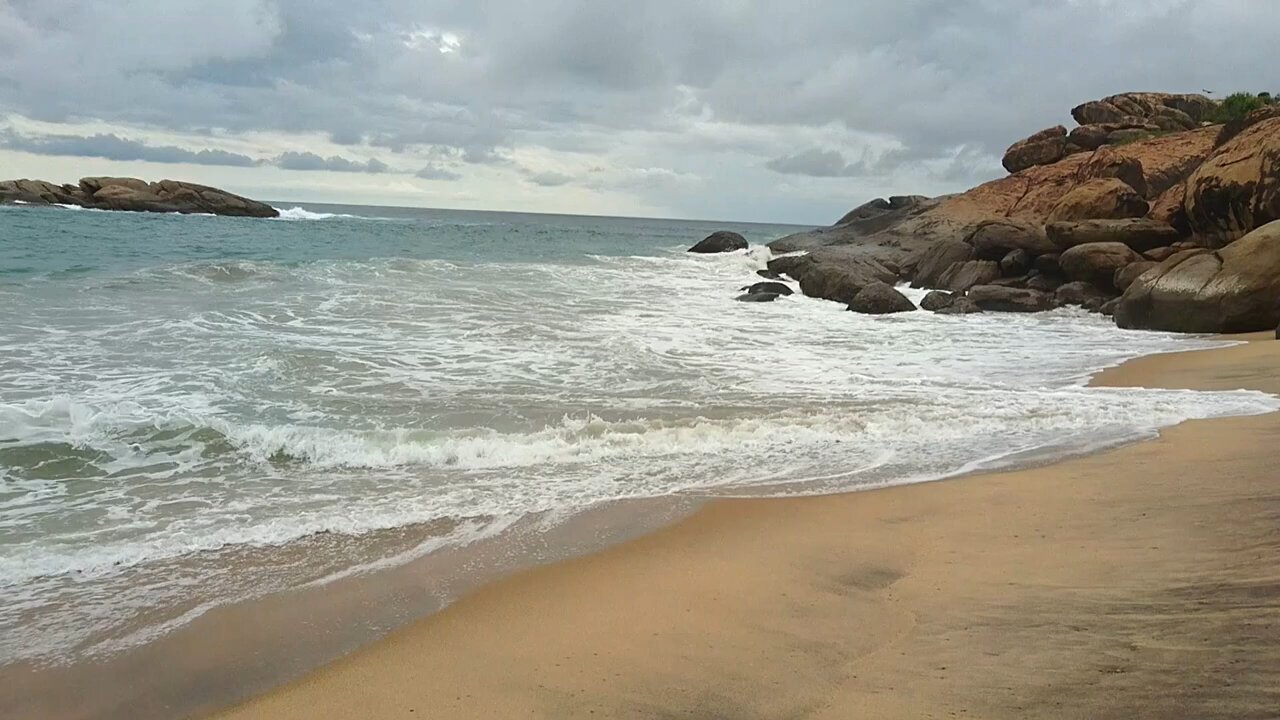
272 206 365 221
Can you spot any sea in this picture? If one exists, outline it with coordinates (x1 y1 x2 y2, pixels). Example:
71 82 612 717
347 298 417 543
2 201 1276 673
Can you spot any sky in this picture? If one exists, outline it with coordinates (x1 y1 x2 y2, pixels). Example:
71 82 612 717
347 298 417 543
0 0 1276 224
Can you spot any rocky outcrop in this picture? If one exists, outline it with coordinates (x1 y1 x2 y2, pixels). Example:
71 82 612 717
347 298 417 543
689 230 748 253
1059 242 1142 290
1183 116 1280 247
767 250 898 304
968 286 1054 313
1046 218 1181 253
1046 178 1149 222
847 282 915 314
0 176 279 218
1116 222 1280 332
1003 126 1069 173
833 195 930 226
1076 149 1148 196
1071 92 1216 127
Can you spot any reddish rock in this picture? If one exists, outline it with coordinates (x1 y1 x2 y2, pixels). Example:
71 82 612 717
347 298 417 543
1047 178 1149 222
1003 125 1068 173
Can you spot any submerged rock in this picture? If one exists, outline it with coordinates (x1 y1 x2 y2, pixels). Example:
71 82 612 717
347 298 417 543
688 230 748 253
735 292 781 303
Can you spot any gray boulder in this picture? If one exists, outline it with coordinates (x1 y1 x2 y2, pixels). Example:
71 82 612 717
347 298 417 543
968 285 1054 313
1059 242 1142 290
1046 218 1181 253
937 260 1001 293
847 282 916 314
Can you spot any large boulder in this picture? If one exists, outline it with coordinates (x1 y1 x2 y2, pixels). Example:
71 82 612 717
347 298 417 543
847 282 915 314
1046 218 1181 253
911 239 975 288
967 286 1054 313
1183 116 1280 247
1114 260 1158 292
79 176 151 195
1068 122 1157 152
937 260 1001 293
967 218 1056 260
1077 149 1148 197
833 195 930 226
1047 178 1149 222
689 230 748 253
1059 242 1142 290
1116 222 1280 332
1003 126 1068 173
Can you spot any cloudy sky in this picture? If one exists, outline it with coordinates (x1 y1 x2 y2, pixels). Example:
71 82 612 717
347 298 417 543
0 0 1274 224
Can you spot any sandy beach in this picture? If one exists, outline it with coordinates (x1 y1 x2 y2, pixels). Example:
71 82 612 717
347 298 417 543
206 334 1280 720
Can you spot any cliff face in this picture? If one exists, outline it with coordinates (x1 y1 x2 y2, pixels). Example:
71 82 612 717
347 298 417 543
0 176 279 218
766 92 1280 334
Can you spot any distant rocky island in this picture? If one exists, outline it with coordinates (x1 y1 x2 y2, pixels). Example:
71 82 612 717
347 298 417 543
694 91 1280 336
0 176 278 218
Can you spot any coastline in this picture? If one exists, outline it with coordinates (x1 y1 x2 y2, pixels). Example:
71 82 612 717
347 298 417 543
205 333 1280 720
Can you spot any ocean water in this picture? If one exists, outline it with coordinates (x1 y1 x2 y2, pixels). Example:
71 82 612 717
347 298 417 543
1 201 1276 667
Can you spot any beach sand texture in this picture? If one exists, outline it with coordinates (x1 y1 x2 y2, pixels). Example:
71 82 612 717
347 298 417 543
210 336 1280 720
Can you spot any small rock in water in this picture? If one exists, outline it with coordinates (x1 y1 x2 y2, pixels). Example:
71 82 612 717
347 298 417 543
756 269 784 280
735 292 781 303
739 281 794 296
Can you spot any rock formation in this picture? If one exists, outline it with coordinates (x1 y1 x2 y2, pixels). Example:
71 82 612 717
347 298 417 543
689 230 748 253
0 176 279 218
746 89 1280 333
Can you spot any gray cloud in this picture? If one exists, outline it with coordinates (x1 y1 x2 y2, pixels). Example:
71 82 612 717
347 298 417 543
525 170 573 187
414 164 462 181
766 149 862 178
274 151 389 173
0 130 257 167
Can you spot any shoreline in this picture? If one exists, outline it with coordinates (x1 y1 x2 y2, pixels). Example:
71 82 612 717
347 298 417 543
204 332 1280 719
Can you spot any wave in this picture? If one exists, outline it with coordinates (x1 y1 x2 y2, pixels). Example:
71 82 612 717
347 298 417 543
272 206 375 221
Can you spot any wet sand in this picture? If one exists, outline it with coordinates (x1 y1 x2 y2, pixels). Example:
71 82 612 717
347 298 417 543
206 334 1280 720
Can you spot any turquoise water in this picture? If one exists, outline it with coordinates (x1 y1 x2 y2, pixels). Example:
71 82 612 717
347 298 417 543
1 201 1274 666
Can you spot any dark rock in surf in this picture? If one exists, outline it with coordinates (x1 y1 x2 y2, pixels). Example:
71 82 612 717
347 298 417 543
847 282 915 314
688 230 748 253
735 292 781 303
740 281 794 296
